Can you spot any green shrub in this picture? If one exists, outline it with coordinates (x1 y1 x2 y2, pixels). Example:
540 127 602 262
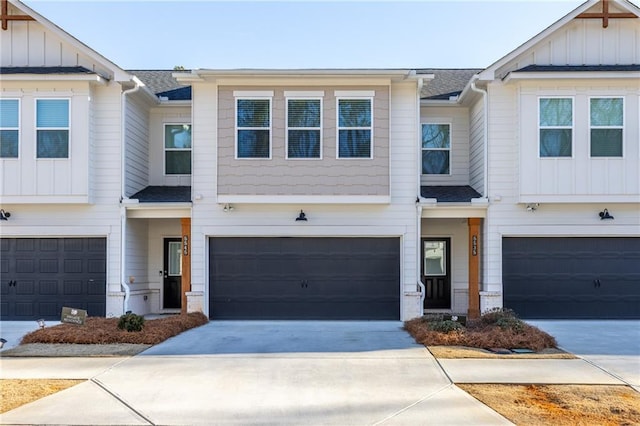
481 308 525 331
427 320 464 333
117 312 145 332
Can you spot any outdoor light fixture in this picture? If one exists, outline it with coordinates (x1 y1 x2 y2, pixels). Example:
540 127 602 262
526 203 539 212
222 203 234 212
37 319 46 329
0 338 6 349
295 210 307 221
599 209 614 220
0 209 10 220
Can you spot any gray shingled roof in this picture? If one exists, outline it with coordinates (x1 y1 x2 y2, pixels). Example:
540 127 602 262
421 185 482 202
416 69 481 100
0 66 95 75
129 70 188 95
130 186 191 203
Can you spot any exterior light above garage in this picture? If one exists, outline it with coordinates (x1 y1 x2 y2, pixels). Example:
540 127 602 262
295 210 308 221
599 209 614 220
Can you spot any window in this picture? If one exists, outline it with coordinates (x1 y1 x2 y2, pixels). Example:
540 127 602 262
422 123 451 174
539 98 572 157
236 98 271 158
287 98 321 159
0 99 19 158
168 241 182 276
337 98 372 158
590 97 623 157
165 124 192 174
424 241 446 276
36 99 69 158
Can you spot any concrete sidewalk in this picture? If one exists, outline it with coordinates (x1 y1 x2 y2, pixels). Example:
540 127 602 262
0 320 638 425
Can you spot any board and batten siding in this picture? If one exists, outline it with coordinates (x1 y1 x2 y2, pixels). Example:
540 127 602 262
518 80 640 202
217 86 390 197
420 106 471 186
149 106 192 186
494 9 640 78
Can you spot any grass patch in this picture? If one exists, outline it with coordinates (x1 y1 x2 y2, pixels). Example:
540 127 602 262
0 379 83 413
20 312 209 345
404 309 557 352
459 384 640 426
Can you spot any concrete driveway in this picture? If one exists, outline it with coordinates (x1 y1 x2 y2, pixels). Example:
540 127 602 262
528 320 640 391
0 321 512 425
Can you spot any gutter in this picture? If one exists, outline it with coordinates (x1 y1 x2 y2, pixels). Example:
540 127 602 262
119 77 142 314
470 76 489 198
416 78 426 310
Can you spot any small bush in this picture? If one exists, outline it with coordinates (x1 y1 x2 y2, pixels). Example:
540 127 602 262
428 320 464 333
480 308 519 325
118 313 145 332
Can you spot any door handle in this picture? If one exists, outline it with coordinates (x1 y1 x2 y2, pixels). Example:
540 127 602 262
594 279 601 288
300 280 309 288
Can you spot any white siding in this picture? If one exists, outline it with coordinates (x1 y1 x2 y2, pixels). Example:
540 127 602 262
125 94 150 197
420 105 470 186
469 98 485 195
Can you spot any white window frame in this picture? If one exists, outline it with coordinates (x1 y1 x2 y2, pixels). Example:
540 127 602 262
0 98 20 159
421 122 452 175
163 123 192 176
234 91 273 160
589 96 624 158
538 96 574 159
35 98 71 160
335 92 374 160
285 92 323 160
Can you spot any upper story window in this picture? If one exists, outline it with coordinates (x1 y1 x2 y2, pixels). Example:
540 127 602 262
165 124 192 175
337 97 372 158
0 99 19 158
539 97 572 158
236 96 271 159
286 97 322 159
36 99 70 159
421 123 451 174
590 97 623 157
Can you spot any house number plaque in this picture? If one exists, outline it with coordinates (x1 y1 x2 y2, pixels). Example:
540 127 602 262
472 235 478 256
183 235 189 256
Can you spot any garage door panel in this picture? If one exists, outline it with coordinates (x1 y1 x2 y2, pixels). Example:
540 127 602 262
503 237 640 319
1 238 106 320
210 237 400 320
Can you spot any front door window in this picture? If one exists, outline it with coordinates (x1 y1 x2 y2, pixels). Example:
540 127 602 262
422 238 451 309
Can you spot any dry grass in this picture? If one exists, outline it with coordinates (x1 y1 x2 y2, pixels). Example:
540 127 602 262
21 312 209 345
404 312 557 352
459 384 640 426
0 379 83 413
428 345 576 359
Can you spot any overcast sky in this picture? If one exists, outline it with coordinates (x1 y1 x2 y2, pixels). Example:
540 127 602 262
22 0 640 70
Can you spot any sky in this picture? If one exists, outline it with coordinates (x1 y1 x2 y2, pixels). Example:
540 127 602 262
21 0 640 70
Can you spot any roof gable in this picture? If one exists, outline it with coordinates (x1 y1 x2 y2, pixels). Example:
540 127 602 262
479 0 639 81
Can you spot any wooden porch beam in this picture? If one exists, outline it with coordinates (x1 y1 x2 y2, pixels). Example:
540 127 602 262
467 218 481 319
180 218 191 314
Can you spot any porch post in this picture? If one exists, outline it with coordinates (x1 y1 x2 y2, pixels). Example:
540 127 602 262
181 218 191 314
468 218 481 319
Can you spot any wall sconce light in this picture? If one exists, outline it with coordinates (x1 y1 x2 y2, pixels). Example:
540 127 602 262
37 319 46 329
295 210 308 222
222 204 234 212
0 209 10 220
599 209 614 220
0 338 6 349
526 203 539 212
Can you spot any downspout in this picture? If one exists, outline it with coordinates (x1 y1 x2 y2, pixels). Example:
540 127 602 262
416 78 426 310
470 76 488 198
120 78 142 314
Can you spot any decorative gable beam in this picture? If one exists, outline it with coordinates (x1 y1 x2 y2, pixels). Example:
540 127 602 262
1 0 35 30
576 0 637 28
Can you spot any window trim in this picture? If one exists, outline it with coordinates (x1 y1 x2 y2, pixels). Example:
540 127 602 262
234 95 272 160
538 96 574 159
589 96 624 158
285 96 323 160
163 123 192 176
335 96 374 160
0 98 20 159
35 98 71 160
421 122 452 176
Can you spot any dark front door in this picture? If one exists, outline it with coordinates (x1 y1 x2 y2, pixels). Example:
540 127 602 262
0 238 106 320
163 238 182 309
503 237 640 319
422 238 451 310
209 237 400 320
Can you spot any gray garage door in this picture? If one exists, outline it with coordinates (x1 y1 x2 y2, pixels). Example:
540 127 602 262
209 237 400 320
503 237 640 319
0 238 107 320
